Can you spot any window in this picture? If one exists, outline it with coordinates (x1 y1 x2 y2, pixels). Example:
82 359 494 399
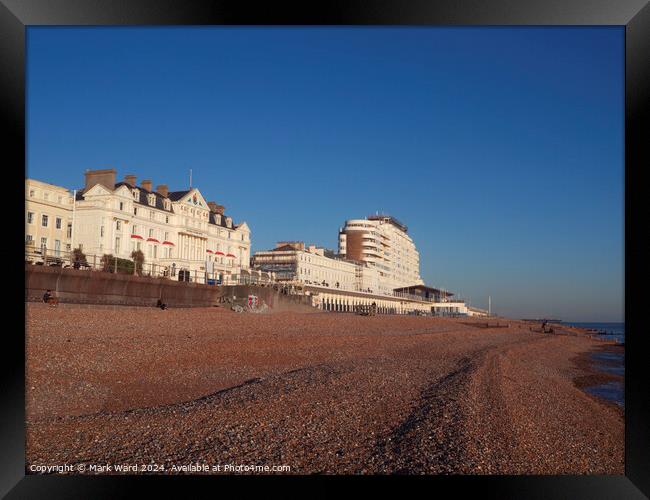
29 189 35 197
119 201 124 210
164 200 171 211
153 245 157 258
100 226 104 237
27 212 34 224
67 223 72 238
54 240 61 256
164 231 169 240
132 190 139 200
149 210 154 220
40 237 47 250
41 214 48 227
116 220 121 230
132 225 137 235
149 228 154 238
115 236 121 253
165 215 169 224
148 194 156 206
56 217 62 229
134 207 138 215
25 234 33 243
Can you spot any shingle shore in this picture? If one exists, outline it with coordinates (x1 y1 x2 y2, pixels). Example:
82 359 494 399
26 303 623 474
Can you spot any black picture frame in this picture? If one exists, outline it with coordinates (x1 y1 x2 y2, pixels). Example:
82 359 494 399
2 0 648 497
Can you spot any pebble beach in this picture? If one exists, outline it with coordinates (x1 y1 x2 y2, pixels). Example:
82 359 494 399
25 303 624 475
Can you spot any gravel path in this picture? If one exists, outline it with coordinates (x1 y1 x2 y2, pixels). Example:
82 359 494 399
26 304 623 474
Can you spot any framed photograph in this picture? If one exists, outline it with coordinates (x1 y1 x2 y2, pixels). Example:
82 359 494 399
3 0 648 497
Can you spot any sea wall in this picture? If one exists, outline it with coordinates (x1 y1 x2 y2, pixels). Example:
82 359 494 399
25 265 219 307
24 265 316 311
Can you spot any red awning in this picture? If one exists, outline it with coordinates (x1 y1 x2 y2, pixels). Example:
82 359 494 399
162 241 175 246
215 251 225 255
147 238 160 243
131 234 143 239
206 249 214 254
226 253 236 258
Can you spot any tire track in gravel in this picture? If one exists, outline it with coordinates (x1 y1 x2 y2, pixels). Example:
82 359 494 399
372 353 482 474
27 363 352 468
372 335 545 474
38 363 345 424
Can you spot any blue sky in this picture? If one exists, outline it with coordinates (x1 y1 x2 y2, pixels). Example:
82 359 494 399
26 27 624 321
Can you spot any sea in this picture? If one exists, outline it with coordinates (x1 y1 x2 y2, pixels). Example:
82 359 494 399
562 322 624 408
561 322 625 345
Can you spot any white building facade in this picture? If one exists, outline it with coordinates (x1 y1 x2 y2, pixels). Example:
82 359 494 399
26 169 251 282
25 179 74 259
251 242 359 292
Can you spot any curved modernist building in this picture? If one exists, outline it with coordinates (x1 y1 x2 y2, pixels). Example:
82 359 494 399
338 214 423 294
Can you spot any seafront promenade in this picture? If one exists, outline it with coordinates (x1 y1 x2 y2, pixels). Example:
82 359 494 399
26 304 623 474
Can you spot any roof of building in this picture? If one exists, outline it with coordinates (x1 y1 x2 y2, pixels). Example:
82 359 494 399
26 178 73 192
271 244 300 252
393 284 454 296
367 214 408 233
78 183 237 229
114 182 174 213
167 190 191 201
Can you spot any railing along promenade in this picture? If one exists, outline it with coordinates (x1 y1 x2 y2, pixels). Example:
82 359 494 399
25 246 271 287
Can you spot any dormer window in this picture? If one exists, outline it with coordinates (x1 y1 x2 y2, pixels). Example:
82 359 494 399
132 189 140 201
147 194 156 206
163 199 171 211
226 217 232 228
215 214 221 225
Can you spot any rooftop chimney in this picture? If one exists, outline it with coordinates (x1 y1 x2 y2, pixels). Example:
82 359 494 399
214 204 225 215
156 184 168 197
124 174 136 186
141 179 152 192
84 168 116 192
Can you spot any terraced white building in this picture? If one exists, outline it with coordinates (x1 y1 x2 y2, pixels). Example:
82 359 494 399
26 169 251 282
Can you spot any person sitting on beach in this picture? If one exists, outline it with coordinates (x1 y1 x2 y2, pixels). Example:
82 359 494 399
42 289 59 306
156 299 167 310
